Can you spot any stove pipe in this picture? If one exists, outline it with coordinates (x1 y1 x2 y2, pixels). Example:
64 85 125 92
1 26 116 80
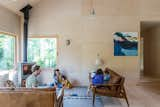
20 5 32 62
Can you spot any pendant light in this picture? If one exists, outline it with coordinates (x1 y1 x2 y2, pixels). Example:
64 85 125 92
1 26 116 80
90 0 96 16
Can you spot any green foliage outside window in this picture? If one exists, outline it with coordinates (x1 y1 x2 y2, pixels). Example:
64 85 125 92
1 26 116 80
0 34 15 70
27 38 57 68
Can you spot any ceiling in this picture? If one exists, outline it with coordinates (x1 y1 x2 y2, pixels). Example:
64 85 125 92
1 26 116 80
0 0 41 15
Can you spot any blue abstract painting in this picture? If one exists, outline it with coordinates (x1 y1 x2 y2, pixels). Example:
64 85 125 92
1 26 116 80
114 32 138 56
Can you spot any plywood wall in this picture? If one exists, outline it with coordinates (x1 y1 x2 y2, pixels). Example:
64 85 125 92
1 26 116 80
28 0 160 86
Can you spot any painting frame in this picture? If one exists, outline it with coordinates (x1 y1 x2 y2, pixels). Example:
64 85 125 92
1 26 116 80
114 32 138 56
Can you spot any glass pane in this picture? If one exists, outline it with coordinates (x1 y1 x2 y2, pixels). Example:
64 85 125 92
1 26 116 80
28 38 57 68
0 34 15 70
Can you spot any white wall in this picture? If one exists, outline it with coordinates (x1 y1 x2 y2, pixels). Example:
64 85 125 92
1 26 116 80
0 5 20 35
28 0 160 86
0 5 21 86
0 5 21 62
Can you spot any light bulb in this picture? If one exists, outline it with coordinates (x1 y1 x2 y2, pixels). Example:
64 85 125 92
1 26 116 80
90 8 96 16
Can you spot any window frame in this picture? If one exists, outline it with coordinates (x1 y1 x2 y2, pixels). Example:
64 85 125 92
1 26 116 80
28 35 59 68
0 32 17 70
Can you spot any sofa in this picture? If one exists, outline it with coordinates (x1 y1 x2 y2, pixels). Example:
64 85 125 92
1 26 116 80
0 87 63 107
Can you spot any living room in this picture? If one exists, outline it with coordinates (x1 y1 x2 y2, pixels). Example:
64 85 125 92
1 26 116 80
0 0 160 107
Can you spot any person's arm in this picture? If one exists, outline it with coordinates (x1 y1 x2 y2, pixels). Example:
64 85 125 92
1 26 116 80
50 76 58 87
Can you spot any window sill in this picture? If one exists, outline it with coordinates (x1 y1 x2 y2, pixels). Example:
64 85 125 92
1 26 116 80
0 70 9 76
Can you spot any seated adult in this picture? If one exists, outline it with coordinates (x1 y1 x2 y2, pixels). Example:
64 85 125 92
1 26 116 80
26 64 41 88
92 68 104 85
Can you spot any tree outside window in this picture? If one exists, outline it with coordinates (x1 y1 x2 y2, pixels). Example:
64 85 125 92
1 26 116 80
0 34 15 70
27 38 57 68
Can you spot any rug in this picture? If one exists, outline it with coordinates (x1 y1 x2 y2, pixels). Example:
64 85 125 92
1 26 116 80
64 87 104 107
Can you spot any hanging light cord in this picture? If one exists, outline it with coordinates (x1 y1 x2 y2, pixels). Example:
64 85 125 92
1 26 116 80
90 0 96 15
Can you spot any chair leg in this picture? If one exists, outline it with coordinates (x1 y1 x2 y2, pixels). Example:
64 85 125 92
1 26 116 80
124 96 129 107
123 87 129 107
92 91 96 105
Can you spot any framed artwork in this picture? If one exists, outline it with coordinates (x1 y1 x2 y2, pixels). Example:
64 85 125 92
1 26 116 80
114 32 138 56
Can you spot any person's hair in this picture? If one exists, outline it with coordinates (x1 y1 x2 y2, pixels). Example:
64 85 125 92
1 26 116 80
96 68 103 75
62 75 67 80
54 69 60 76
54 69 60 72
31 64 40 72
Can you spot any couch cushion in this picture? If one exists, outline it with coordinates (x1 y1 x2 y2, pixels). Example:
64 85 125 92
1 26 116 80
107 69 121 84
109 75 121 84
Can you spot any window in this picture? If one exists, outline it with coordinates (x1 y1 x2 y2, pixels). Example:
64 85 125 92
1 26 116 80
28 37 57 68
0 33 16 70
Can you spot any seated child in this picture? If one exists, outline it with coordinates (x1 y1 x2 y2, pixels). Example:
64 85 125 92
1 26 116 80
103 68 111 82
61 75 72 89
52 69 63 88
92 68 104 85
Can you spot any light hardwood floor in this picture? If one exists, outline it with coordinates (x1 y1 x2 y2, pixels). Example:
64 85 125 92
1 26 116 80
102 84 160 107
